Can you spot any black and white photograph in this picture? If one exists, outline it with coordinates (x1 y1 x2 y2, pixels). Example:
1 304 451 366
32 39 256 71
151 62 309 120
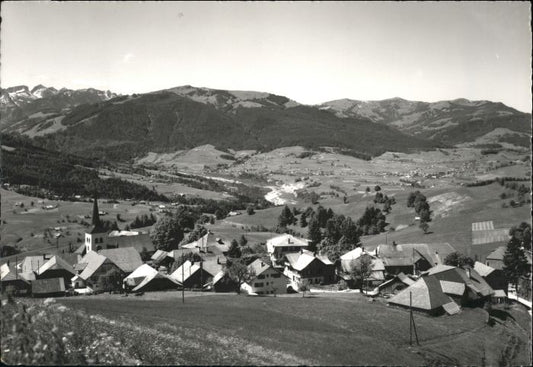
0 1 531 365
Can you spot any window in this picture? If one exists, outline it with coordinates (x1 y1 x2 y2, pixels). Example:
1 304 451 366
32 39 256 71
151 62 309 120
254 282 263 288
257 274 265 279
271 273 281 278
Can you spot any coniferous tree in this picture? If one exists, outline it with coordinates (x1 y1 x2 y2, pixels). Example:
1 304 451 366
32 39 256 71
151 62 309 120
307 216 322 252
503 236 529 291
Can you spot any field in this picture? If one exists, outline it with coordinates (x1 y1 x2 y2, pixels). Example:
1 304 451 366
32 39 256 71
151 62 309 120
54 292 532 366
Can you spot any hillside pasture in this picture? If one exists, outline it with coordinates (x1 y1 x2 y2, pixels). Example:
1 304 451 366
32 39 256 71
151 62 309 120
57 292 531 366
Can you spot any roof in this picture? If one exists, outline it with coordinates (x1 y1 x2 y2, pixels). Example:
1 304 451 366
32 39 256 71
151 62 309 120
442 301 461 315
170 247 200 259
108 230 141 237
340 247 364 261
87 224 107 234
32 277 65 294
424 264 456 276
106 233 154 253
99 247 143 273
486 246 506 261
266 234 309 253
182 233 210 250
125 264 158 281
440 280 466 296
202 258 224 277
285 252 315 271
132 272 180 292
473 261 496 277
56 253 81 267
388 275 453 311
21 255 47 273
397 272 416 286
422 265 494 298
493 289 507 298
151 250 170 262
77 251 110 280
248 258 272 277
37 256 76 276
212 271 226 285
169 260 212 283
74 243 86 254
377 243 454 267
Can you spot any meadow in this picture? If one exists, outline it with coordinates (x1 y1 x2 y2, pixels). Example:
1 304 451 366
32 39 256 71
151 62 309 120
50 292 532 366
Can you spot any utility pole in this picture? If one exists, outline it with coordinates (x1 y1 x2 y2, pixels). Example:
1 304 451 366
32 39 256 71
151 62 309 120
15 256 18 280
409 291 420 346
181 252 185 304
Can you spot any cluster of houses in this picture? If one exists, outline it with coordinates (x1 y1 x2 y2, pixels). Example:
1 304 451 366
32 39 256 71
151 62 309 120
0 199 522 316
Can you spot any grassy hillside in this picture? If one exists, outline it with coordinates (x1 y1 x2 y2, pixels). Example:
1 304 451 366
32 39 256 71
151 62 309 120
53 292 532 366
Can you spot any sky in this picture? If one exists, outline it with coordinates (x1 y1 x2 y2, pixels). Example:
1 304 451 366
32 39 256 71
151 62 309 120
1 1 531 112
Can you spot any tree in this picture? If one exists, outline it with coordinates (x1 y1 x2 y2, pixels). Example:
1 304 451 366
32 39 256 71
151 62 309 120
300 213 308 228
444 252 474 267
227 239 242 258
350 255 374 294
374 185 381 192
278 205 295 227
383 200 392 214
298 279 310 298
246 206 255 215
307 216 322 252
239 235 248 247
366 187 370 193
225 259 256 294
215 208 225 220
503 236 529 291
150 215 184 251
419 221 429 234
509 222 531 250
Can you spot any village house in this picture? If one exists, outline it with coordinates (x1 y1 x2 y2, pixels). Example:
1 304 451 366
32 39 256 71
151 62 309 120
32 278 66 298
485 246 506 270
242 258 288 295
169 260 213 289
212 271 239 292
266 234 310 267
0 263 32 295
388 275 461 316
284 249 335 290
36 255 77 287
377 272 416 296
422 264 494 307
474 261 508 294
376 242 452 276
123 264 180 292
338 247 386 289
71 251 123 293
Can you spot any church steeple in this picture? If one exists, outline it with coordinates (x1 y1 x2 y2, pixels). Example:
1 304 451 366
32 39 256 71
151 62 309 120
92 194 101 227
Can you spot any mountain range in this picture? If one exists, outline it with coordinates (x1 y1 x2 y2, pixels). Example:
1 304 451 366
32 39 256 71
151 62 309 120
1 84 530 161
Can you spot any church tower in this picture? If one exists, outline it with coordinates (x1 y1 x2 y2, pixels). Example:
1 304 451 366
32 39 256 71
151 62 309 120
85 195 107 253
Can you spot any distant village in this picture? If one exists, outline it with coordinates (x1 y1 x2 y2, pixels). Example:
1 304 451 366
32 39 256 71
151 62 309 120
2 197 531 318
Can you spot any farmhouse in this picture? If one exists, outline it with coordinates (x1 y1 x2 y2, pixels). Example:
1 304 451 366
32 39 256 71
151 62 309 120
242 259 288 295
36 255 77 286
32 277 66 297
388 275 457 316
267 234 310 267
98 247 143 274
72 251 123 292
338 247 385 289
474 261 508 294
284 249 335 290
485 246 506 270
170 260 213 289
377 272 416 296
376 242 445 275
422 264 494 306
123 264 180 292
212 271 239 292
1 263 32 294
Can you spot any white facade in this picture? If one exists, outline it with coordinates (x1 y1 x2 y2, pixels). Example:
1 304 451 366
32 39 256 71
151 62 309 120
241 267 287 295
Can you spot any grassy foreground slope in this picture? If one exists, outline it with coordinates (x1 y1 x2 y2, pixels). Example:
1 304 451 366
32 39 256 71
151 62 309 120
57 293 531 366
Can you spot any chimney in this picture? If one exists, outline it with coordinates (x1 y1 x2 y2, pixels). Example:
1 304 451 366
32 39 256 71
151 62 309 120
261 261 265 267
